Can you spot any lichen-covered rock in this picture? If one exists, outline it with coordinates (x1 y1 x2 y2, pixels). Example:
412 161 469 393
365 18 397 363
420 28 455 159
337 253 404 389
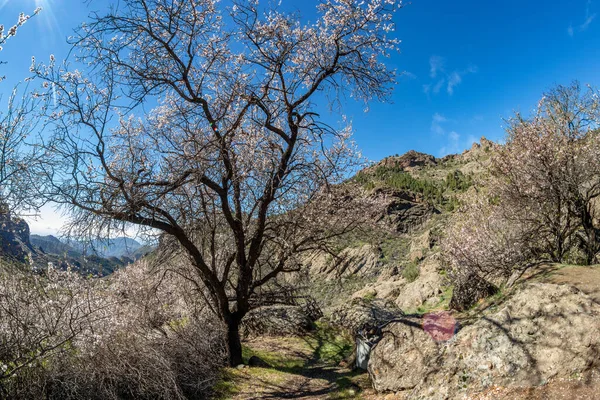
369 283 600 398
407 229 433 262
395 258 444 311
368 316 441 392
329 298 403 333
241 305 314 338
306 245 383 280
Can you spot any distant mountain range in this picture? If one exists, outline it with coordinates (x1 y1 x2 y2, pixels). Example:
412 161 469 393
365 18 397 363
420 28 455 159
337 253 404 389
0 209 155 276
29 234 153 275
65 237 150 259
31 235 151 258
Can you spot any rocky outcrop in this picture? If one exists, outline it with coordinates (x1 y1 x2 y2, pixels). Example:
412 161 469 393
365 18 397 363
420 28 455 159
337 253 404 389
369 151 438 172
407 229 434 262
369 282 600 398
329 298 403 333
374 189 439 233
351 255 446 312
395 257 445 312
306 244 383 280
353 279 407 302
0 212 35 263
241 305 315 338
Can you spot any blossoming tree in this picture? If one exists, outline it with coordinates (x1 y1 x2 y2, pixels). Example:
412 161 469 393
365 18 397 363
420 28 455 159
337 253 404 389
34 0 402 366
0 9 41 80
0 8 44 215
444 83 600 309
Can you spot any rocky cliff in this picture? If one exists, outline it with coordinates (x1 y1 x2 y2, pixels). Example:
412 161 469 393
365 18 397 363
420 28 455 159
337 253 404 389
0 212 35 263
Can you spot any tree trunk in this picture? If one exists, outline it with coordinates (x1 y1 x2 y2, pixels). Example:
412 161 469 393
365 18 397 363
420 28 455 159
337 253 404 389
580 204 599 265
226 317 243 367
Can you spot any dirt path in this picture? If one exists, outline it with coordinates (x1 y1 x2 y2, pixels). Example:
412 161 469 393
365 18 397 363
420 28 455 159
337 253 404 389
220 328 373 400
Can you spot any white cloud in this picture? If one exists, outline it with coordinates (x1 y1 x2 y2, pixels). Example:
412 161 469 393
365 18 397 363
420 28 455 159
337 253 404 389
424 56 477 97
431 113 447 135
447 72 462 95
429 55 445 78
439 131 460 155
431 114 481 156
24 204 65 236
423 84 431 95
433 78 446 94
581 12 597 30
569 0 597 36
439 131 462 156
433 113 447 123
401 71 417 80
447 65 478 95
424 78 448 96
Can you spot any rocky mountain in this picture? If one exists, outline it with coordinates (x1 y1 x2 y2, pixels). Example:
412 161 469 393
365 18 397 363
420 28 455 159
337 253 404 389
30 234 80 257
0 212 35 264
67 237 147 259
0 219 152 276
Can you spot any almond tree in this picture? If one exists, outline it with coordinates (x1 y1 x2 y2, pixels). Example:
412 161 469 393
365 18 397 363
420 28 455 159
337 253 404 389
444 83 600 306
0 8 41 81
542 83 600 264
34 0 402 366
0 9 44 215
494 83 600 264
0 87 45 215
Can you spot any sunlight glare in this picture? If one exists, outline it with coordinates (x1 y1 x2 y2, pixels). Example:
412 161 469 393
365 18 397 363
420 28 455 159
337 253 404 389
34 0 61 42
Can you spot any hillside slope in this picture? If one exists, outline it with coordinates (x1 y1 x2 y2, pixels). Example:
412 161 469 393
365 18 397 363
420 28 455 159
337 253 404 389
225 137 600 399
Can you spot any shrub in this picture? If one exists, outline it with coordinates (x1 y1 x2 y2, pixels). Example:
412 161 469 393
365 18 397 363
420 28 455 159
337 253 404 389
0 261 226 399
402 262 420 283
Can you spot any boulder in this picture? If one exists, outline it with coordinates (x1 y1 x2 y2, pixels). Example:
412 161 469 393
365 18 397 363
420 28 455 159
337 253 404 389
241 305 314 338
369 282 600 398
368 316 441 392
395 258 444 312
329 298 403 333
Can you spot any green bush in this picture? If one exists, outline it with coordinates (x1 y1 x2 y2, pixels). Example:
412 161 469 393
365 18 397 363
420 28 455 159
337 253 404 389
402 262 420 283
444 170 472 192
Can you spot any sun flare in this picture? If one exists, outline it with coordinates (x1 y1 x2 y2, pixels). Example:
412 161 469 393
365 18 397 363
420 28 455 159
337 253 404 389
33 0 61 41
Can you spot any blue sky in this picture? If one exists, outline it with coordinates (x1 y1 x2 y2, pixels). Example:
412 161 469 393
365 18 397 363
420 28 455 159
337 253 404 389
1 0 599 233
